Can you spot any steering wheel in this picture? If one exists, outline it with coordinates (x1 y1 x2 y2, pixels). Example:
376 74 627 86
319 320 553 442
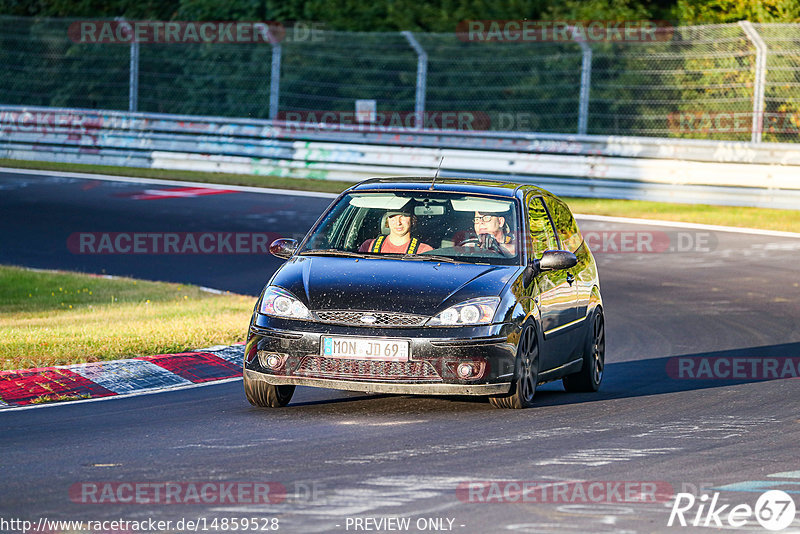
460 234 506 255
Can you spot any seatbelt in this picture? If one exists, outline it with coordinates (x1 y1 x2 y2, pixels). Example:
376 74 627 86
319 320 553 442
371 236 419 253
371 235 386 253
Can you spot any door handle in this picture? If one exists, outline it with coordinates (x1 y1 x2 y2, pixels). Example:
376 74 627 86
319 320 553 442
566 272 575 285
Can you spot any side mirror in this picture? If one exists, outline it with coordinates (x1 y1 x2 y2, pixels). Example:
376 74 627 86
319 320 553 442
538 250 578 271
269 238 298 259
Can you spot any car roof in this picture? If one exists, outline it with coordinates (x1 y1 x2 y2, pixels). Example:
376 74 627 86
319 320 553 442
347 177 556 199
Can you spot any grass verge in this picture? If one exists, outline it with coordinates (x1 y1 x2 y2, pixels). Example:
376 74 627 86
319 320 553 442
564 197 800 233
2 158 798 233
0 265 254 371
0 158 356 194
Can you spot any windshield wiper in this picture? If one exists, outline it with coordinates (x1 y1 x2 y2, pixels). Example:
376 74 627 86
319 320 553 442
300 249 364 258
400 254 461 264
302 249 461 263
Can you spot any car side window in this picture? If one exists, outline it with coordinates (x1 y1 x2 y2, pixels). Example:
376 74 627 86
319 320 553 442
545 198 583 253
527 196 558 258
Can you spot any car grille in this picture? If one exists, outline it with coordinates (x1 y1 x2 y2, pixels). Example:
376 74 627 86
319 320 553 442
313 310 428 327
293 356 440 381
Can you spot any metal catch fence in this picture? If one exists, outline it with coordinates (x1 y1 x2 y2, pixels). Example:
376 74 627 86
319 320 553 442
0 17 799 142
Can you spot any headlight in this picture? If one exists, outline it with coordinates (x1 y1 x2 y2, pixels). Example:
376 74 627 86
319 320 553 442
258 286 310 319
427 297 500 326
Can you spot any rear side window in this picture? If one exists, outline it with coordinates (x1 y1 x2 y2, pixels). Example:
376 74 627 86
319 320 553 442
527 196 558 258
545 198 583 253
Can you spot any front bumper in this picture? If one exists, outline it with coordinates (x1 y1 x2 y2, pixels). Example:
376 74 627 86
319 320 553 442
244 369 511 395
244 316 520 396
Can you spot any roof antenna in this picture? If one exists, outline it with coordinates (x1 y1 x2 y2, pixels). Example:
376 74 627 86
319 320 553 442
430 155 444 190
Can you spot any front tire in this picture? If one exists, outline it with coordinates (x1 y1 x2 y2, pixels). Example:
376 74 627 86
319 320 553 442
244 373 295 407
490 323 538 409
563 307 605 393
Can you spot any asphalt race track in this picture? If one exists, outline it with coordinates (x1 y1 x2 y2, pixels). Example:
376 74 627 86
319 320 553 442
1 169 799 534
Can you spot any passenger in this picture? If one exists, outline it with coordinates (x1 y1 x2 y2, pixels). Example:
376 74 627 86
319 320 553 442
471 211 516 255
359 208 433 254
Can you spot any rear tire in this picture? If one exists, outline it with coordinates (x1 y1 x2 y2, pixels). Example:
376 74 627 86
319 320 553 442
563 307 605 393
244 373 295 407
489 323 538 409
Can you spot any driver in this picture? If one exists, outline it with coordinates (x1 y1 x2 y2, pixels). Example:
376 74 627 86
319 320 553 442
472 211 516 255
359 207 433 254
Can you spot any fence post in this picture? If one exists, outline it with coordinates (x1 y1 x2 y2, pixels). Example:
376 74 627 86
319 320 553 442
739 21 767 143
256 23 282 120
402 31 427 128
571 27 592 135
129 40 139 112
116 18 139 112
269 44 282 120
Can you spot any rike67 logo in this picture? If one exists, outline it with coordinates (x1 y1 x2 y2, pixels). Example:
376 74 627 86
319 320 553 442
668 490 796 530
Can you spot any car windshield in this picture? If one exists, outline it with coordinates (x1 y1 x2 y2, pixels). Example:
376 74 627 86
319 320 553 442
299 191 522 265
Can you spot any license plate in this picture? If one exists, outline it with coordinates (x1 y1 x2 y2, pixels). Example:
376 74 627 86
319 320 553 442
321 336 409 361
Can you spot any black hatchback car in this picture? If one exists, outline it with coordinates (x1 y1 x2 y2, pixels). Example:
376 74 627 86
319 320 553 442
244 178 604 409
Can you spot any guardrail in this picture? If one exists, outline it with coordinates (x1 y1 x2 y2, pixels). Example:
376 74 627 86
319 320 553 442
1 105 799 209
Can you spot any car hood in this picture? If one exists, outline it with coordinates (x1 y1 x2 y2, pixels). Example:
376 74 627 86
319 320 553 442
270 256 519 316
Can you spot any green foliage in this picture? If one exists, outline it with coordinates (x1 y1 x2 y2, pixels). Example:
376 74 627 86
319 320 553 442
0 17 129 109
0 0 180 18
0 0 550 31
543 0 652 20
414 33 584 132
177 0 266 21
676 0 800 24
260 0 549 32
3 0 800 28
